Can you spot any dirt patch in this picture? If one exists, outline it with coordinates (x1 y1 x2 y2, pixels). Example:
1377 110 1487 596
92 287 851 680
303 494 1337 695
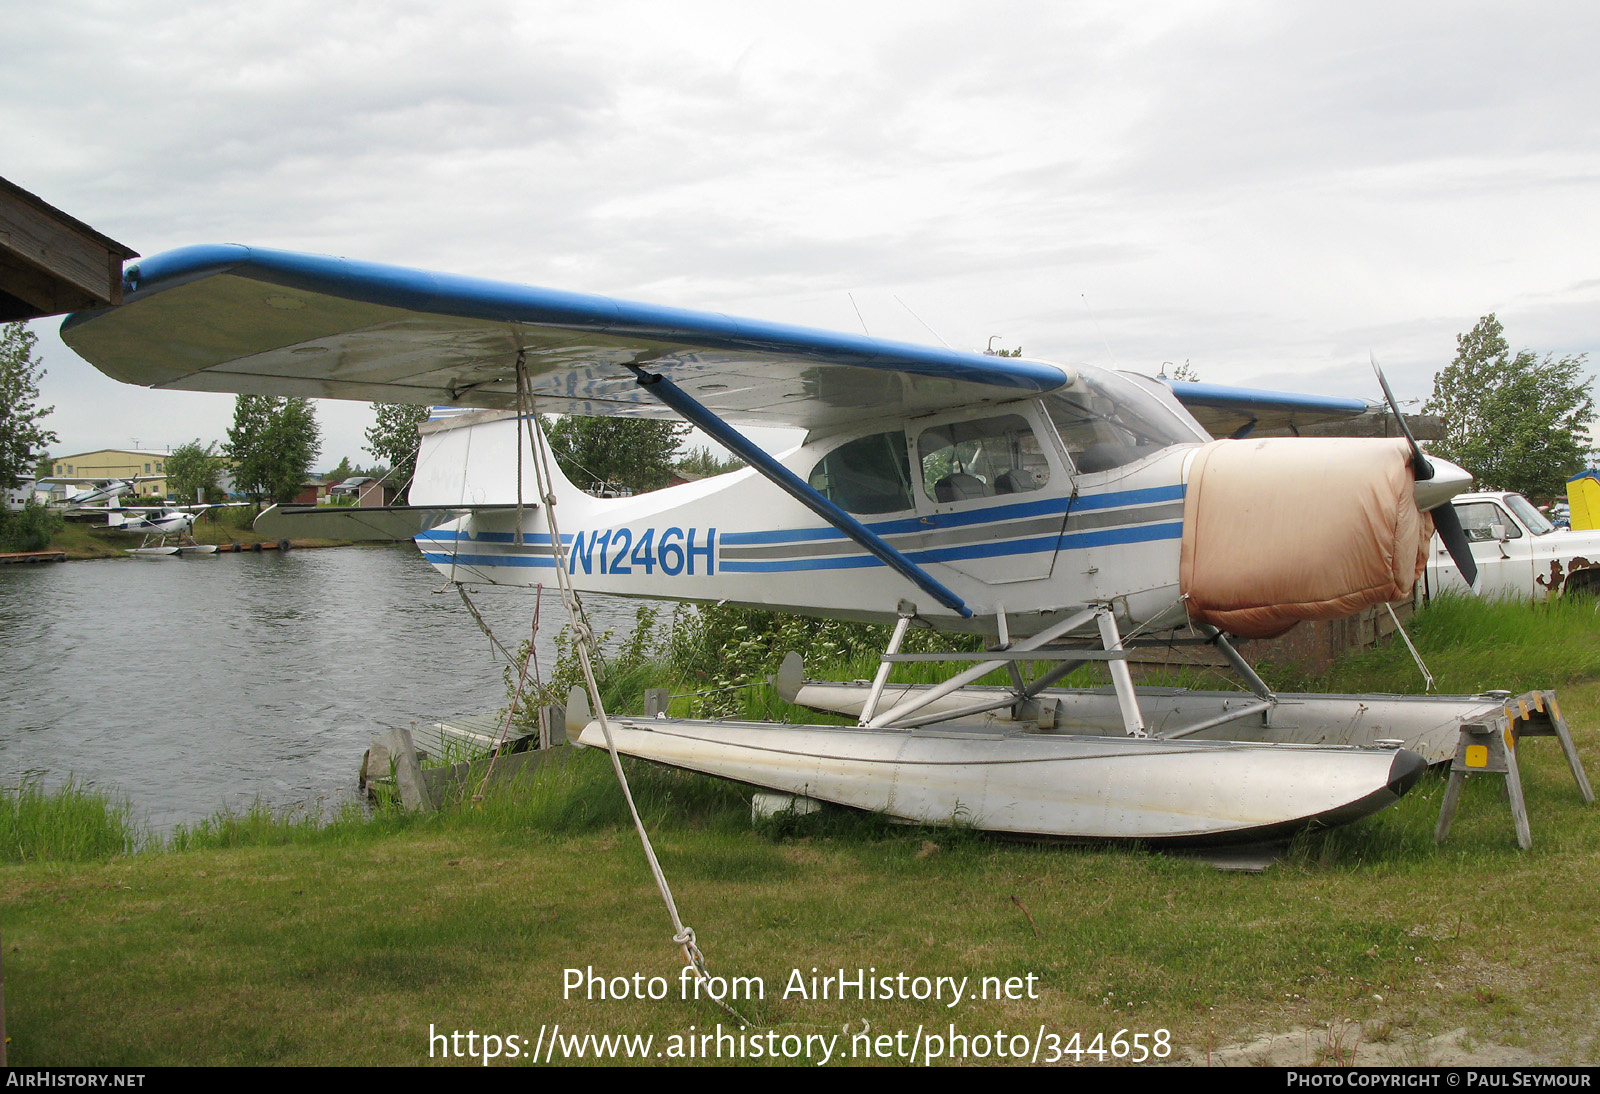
1177 1023 1547 1066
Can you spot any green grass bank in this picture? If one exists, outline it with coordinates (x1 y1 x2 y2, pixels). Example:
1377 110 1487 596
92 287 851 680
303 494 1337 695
3 595 1599 1065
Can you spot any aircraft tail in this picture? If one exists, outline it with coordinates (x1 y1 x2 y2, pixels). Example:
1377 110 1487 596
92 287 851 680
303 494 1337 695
413 410 593 513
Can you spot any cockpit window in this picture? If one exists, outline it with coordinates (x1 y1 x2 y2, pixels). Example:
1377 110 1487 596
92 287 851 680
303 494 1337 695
807 430 913 514
1044 367 1206 473
917 413 1049 503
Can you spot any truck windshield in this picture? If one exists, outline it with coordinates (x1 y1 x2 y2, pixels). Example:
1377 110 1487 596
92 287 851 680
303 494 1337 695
1505 494 1556 535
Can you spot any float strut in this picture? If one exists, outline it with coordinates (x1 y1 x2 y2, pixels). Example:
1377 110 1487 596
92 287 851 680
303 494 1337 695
859 610 913 726
1097 607 1147 738
1198 624 1276 703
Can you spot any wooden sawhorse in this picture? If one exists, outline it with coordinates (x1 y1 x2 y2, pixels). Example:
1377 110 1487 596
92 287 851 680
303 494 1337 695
1435 690 1594 850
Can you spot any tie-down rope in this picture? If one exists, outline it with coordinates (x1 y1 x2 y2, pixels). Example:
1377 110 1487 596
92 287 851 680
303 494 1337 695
502 359 747 1024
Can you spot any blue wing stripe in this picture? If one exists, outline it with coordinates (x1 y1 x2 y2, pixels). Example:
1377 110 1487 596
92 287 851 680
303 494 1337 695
1165 379 1368 417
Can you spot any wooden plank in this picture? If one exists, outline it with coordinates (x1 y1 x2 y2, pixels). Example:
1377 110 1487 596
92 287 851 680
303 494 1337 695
0 249 101 317
381 726 434 812
0 191 118 300
0 178 136 318
0 551 66 564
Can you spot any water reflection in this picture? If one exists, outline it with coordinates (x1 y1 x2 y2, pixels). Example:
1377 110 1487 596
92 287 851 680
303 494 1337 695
0 544 645 829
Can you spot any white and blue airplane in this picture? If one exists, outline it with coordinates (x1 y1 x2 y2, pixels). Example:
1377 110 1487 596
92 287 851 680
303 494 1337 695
42 475 160 513
61 244 1497 844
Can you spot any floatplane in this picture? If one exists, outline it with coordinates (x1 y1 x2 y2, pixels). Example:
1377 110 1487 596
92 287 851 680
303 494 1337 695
42 475 233 552
40 475 159 513
86 498 246 556
63 244 1521 844
101 500 213 555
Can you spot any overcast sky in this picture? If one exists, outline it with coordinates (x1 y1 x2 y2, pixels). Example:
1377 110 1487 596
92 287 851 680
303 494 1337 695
7 0 1598 469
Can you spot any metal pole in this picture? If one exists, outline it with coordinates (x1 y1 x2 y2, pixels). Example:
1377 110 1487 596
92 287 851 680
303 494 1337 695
859 613 912 726
1157 699 1274 740
1198 624 1277 702
1097 608 1147 737
890 693 1026 731
628 365 972 617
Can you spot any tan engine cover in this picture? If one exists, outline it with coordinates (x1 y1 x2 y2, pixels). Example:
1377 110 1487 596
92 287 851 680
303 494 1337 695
1180 438 1431 639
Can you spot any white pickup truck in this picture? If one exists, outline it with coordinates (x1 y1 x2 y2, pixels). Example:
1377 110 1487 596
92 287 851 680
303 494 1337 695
1426 491 1600 599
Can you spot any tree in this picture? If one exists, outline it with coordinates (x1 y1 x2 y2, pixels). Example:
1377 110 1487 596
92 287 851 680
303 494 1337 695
543 416 689 495
363 403 429 502
675 445 744 477
225 395 322 507
1425 314 1595 500
0 323 57 490
225 395 274 505
265 398 321 503
165 440 224 504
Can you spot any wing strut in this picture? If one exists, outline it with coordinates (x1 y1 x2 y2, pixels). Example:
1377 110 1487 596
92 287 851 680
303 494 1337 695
626 364 973 618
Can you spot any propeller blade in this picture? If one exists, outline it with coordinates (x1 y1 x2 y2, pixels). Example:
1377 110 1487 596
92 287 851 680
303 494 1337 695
1370 353 1432 481
1370 353 1480 593
1430 500 1480 591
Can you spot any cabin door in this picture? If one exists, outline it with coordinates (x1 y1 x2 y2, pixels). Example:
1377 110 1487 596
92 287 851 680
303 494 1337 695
906 405 1069 585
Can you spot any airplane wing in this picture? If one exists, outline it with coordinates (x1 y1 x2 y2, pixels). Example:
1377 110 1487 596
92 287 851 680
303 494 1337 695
60 506 117 523
60 245 1069 432
1165 379 1372 438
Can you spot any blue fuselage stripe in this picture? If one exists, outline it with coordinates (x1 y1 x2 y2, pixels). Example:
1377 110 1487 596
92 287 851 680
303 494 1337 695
718 484 1183 546
422 551 558 568
419 486 1185 574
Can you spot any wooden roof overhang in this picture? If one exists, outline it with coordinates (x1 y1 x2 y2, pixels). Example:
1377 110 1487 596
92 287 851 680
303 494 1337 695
0 176 137 321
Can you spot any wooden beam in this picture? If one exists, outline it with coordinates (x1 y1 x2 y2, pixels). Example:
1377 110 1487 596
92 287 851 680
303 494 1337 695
0 177 136 319
0 248 100 316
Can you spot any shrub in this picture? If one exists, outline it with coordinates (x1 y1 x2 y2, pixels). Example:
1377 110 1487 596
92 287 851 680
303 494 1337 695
0 499 63 552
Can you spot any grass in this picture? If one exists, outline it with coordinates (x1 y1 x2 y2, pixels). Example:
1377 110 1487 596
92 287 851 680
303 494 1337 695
4 595 1600 1065
36 504 363 559
0 778 146 862
1306 593 1600 695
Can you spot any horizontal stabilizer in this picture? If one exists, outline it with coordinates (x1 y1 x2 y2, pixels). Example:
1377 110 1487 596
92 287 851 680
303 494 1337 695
254 502 524 542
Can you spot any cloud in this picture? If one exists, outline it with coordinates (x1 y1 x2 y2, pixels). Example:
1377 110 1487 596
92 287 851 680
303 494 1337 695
6 0 1598 462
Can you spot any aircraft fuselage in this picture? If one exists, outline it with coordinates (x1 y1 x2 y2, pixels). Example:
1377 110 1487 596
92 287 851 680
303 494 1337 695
412 391 1197 637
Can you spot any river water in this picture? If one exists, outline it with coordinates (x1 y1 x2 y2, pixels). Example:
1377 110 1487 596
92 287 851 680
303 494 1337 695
0 544 647 829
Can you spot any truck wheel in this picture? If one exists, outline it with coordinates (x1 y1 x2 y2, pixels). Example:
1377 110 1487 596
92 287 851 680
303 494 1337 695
1564 569 1600 599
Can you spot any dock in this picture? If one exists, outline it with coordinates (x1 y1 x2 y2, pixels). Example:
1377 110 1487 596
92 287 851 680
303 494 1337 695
361 707 570 811
0 550 65 564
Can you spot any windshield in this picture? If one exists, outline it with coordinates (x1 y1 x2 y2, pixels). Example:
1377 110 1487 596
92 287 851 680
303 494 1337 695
1504 494 1556 535
1042 366 1207 473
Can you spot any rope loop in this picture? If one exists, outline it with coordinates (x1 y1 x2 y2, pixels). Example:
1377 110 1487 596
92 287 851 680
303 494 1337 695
675 926 709 978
